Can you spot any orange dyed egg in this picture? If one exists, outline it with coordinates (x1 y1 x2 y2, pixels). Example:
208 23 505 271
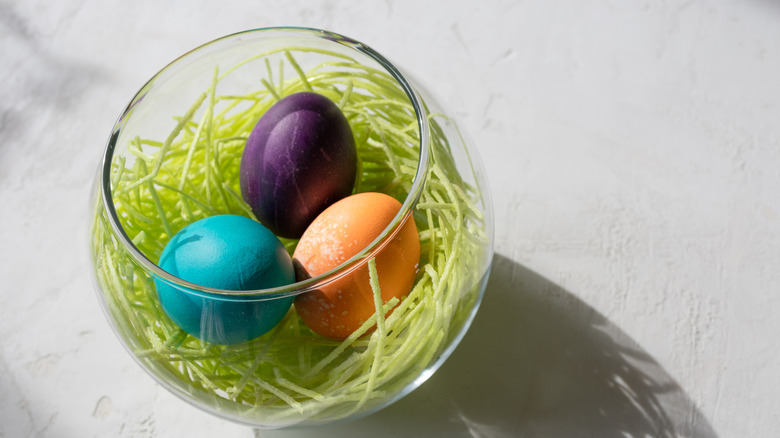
293 192 420 340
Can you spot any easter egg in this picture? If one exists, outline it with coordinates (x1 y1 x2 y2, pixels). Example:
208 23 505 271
240 91 357 239
293 192 420 340
154 214 295 345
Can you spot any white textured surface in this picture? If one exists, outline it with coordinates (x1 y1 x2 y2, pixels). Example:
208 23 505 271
1 0 779 436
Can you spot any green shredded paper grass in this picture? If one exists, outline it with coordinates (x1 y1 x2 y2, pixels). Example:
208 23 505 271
90 47 489 425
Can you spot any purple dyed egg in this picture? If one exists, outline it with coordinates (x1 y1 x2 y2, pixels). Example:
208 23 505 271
240 92 357 238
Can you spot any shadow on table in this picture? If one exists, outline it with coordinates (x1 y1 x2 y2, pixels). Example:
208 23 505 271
260 253 717 438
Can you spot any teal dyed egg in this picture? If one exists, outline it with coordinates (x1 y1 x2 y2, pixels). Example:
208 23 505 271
154 214 295 344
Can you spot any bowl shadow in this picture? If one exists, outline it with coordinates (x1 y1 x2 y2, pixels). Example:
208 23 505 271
259 253 717 437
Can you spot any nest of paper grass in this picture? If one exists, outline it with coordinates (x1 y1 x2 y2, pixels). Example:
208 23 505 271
91 47 488 424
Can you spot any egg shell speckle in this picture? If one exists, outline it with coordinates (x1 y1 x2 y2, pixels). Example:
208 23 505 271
154 214 295 345
293 192 420 340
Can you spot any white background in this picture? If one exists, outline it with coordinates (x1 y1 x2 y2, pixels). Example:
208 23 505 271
2 0 779 436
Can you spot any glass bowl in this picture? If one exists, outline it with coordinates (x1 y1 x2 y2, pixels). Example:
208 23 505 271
89 27 493 429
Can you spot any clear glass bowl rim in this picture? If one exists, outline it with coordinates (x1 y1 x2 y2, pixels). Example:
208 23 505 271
100 26 431 300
